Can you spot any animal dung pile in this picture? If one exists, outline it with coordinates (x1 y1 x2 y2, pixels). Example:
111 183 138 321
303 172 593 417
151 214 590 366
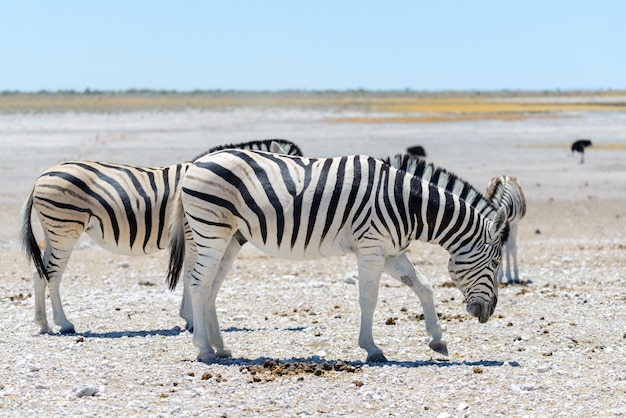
242 359 361 383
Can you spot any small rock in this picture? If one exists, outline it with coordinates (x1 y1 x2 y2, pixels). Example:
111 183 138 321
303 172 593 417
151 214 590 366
74 385 99 397
457 402 469 411
537 363 552 373
118 261 130 268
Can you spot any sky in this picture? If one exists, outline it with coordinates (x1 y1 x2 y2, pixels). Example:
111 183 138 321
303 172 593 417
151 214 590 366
1 1 625 92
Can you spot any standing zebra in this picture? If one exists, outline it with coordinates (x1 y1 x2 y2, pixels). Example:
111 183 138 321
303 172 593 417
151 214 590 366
167 150 508 363
20 139 303 335
486 175 527 284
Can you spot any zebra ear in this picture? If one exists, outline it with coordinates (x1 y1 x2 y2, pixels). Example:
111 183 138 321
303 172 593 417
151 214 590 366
488 206 507 242
269 141 287 154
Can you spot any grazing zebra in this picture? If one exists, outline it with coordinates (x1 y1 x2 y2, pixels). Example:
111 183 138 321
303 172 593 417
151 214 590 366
19 139 303 335
486 175 527 284
167 150 508 363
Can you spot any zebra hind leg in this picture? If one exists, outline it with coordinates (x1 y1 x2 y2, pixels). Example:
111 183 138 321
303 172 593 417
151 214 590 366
384 254 448 356
179 237 198 332
189 238 234 363
36 236 76 334
205 235 244 358
33 270 50 334
47 246 76 334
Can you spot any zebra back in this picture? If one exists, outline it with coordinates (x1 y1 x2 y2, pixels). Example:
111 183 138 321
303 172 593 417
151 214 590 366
190 139 303 162
486 175 526 223
383 154 498 220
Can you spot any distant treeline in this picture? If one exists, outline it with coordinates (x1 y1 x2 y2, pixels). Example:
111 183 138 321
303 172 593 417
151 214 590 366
2 88 624 97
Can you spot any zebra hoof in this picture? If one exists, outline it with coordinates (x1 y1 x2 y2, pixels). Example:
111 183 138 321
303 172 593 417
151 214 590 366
366 352 388 363
197 351 217 364
60 324 76 334
429 340 449 356
38 325 51 334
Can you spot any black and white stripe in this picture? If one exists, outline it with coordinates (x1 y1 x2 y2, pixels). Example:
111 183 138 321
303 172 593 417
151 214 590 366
20 139 303 334
486 175 526 284
167 150 508 363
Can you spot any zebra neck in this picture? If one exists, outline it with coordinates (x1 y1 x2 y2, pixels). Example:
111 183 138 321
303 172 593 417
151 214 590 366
407 179 490 254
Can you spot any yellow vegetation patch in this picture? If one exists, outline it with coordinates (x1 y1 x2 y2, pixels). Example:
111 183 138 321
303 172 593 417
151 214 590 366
1 91 625 120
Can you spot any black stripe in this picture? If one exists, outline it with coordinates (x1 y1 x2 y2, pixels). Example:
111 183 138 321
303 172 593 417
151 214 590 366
305 159 332 249
182 186 252 236
233 152 285 246
408 177 424 239
194 161 265 241
73 162 138 247
43 170 121 242
351 157 376 227
374 165 396 248
339 156 362 230
425 184 440 241
321 156 347 242
434 192 455 240
393 169 409 237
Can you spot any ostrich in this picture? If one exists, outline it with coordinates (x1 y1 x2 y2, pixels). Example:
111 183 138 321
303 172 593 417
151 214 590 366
571 139 592 163
407 145 427 158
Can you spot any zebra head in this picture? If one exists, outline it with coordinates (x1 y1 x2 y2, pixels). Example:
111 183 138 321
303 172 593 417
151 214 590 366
447 206 508 323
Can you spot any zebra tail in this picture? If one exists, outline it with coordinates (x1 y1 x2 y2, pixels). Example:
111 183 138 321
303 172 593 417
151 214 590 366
19 188 49 281
166 189 186 291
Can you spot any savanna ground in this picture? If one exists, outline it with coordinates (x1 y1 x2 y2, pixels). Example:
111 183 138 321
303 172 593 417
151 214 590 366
0 91 625 417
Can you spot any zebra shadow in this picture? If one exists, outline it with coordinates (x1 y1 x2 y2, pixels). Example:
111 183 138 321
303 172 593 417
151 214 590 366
56 326 184 339
203 355 516 369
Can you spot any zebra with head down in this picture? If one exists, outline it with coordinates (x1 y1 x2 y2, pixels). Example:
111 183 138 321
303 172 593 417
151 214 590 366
167 150 508 363
20 139 303 335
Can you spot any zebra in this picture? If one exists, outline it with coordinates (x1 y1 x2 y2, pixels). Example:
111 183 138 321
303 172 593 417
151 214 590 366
19 139 303 335
166 150 508 363
486 175 527 284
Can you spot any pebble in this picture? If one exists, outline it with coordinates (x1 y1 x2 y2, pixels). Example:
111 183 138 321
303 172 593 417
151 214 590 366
74 385 99 398
537 364 552 373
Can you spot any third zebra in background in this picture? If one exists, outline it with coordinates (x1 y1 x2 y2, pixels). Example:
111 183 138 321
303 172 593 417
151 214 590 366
20 139 303 335
486 175 527 284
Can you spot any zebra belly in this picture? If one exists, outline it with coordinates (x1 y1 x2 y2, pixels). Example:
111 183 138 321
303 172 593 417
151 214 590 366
237 224 357 261
84 219 165 256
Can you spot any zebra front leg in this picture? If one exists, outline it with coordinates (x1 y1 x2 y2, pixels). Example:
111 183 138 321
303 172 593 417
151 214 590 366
356 252 387 362
384 254 447 356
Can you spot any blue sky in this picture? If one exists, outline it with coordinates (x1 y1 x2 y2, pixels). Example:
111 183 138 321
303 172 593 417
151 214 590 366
2 1 624 92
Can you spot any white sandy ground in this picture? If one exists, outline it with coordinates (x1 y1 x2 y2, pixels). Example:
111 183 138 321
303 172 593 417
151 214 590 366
0 107 625 416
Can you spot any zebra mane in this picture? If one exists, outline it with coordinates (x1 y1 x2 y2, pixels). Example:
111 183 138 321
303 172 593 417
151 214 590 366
485 176 507 205
190 139 303 162
382 154 498 218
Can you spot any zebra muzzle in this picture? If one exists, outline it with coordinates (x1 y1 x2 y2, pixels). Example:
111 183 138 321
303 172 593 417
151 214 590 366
466 301 490 323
